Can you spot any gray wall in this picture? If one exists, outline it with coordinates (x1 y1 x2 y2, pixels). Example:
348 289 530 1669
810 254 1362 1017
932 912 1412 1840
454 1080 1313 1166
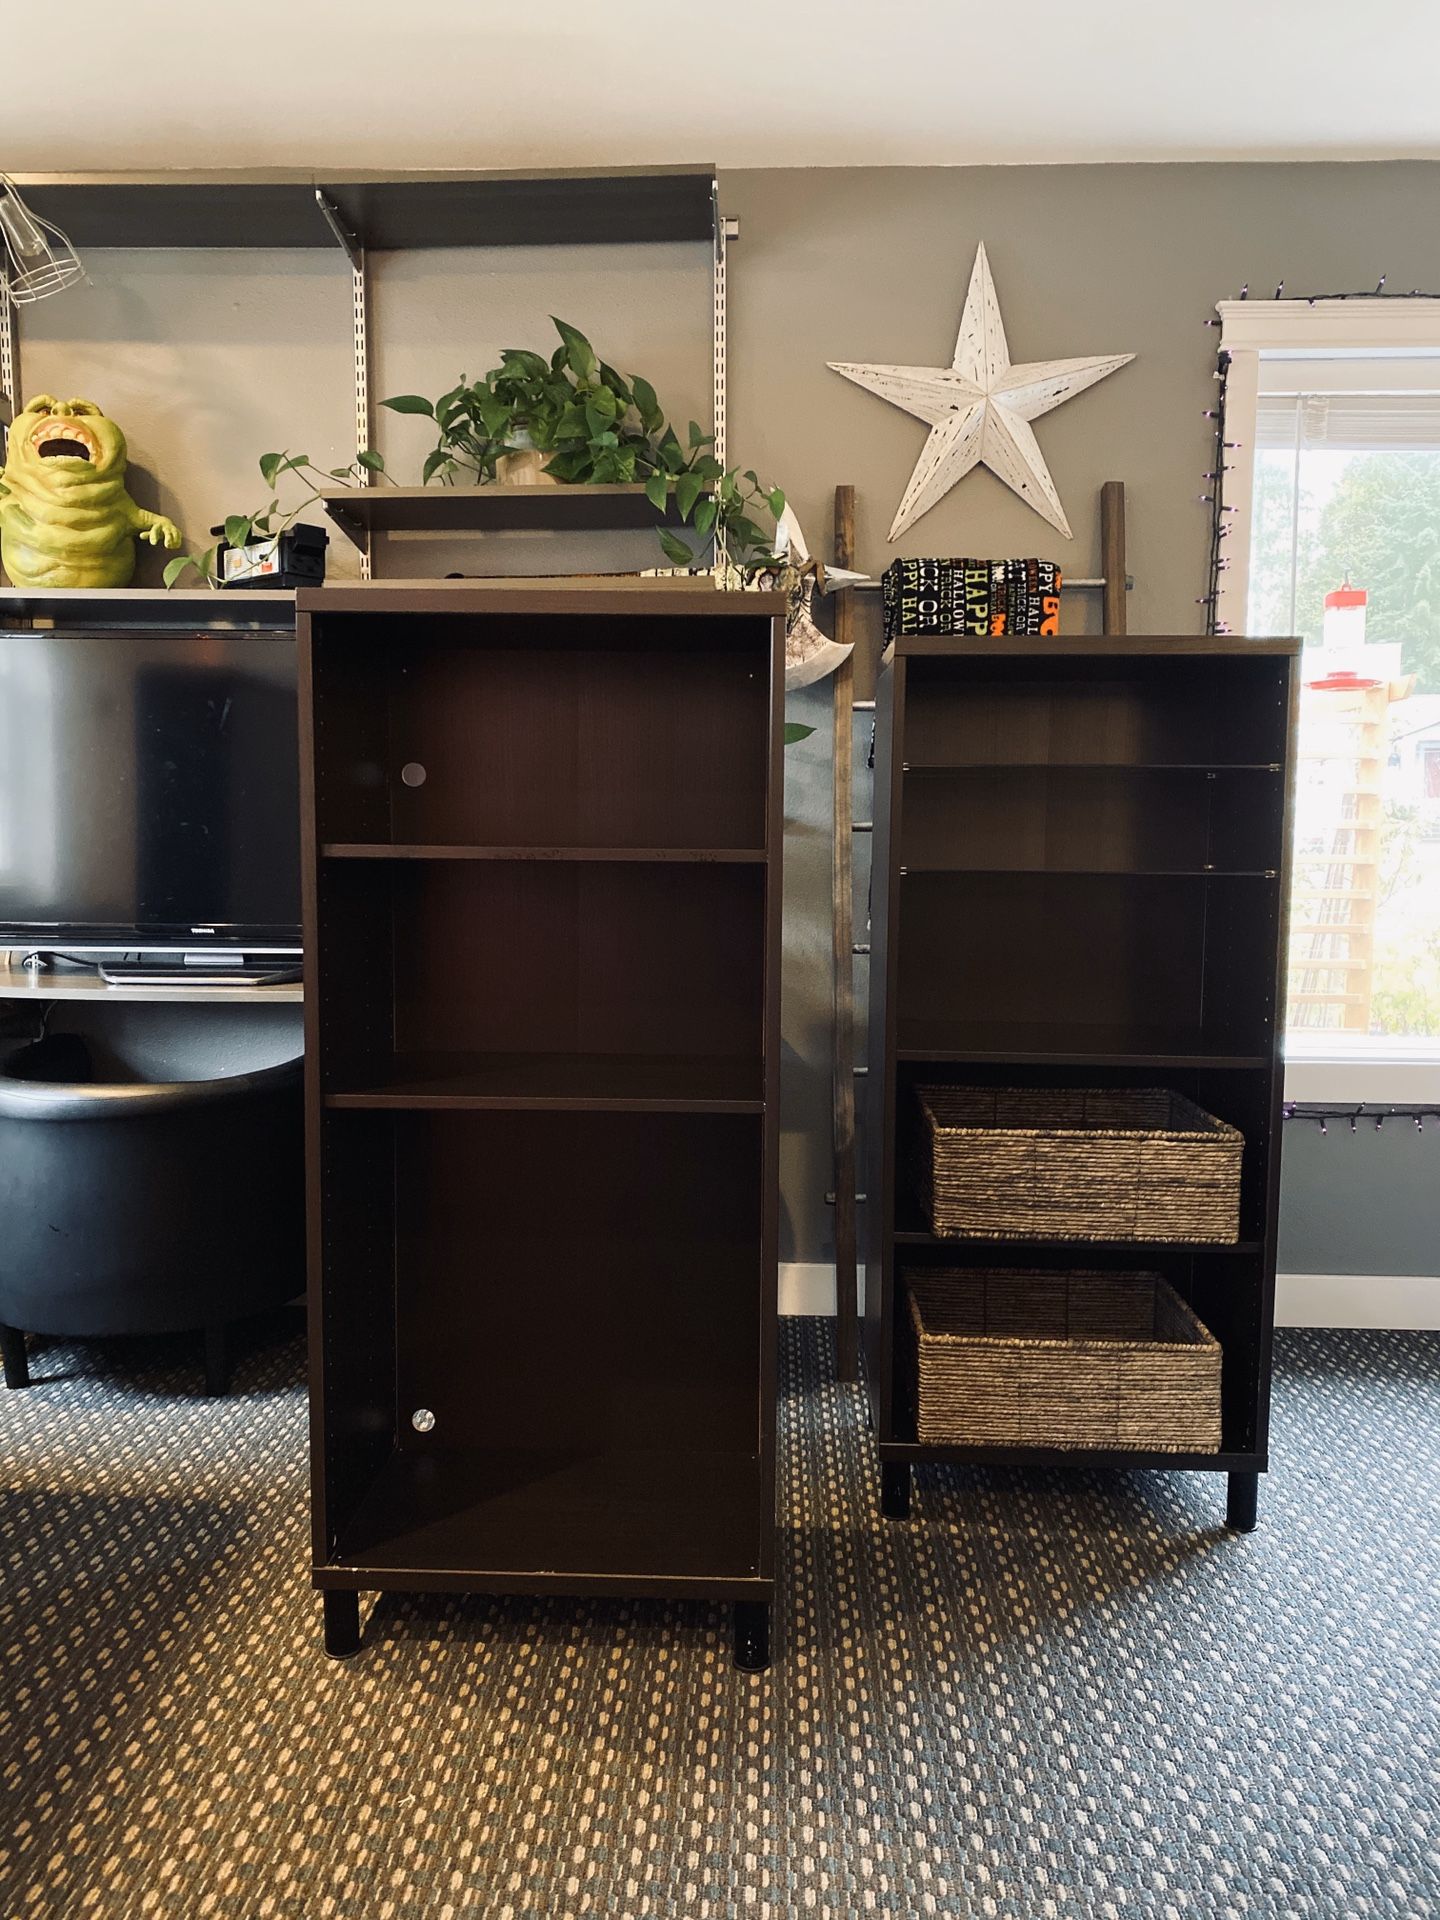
12 160 1440 1275
722 161 1440 1274
1277 1122 1440 1275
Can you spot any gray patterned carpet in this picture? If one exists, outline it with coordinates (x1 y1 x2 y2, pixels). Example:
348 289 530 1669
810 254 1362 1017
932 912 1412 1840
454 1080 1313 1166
1 1318 1436 1919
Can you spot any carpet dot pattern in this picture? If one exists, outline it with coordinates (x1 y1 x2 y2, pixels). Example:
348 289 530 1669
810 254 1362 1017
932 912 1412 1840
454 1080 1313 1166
1 1320 1436 1918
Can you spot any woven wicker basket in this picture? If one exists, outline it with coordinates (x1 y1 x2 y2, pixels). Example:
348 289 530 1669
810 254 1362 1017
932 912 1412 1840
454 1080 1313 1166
905 1268 1222 1451
914 1086 1242 1243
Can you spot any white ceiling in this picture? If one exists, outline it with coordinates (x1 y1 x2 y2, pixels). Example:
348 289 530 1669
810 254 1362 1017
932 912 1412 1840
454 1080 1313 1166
8 0 1439 171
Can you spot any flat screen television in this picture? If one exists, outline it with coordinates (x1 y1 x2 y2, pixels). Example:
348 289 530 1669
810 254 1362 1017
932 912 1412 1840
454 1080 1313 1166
0 628 301 951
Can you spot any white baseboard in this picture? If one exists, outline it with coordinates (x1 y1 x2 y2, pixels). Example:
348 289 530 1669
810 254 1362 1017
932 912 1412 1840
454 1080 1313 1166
780 1263 846 1317
1274 1272 1440 1330
781 1263 1440 1331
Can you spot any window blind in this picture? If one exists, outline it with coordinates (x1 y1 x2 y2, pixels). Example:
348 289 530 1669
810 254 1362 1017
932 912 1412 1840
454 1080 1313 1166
1256 390 1440 452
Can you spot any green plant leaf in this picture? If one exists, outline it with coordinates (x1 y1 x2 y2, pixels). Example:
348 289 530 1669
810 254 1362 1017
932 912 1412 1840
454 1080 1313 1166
658 529 694 567
163 552 198 587
500 347 551 384
544 450 586 481
224 514 253 551
675 471 706 519
688 420 705 448
421 448 452 485
694 498 717 537
729 515 767 551
356 450 385 472
598 361 633 405
692 455 723 482
644 471 669 511
631 375 663 433
783 722 816 746
382 394 436 417
259 451 284 487
768 488 786 520
472 403 505 442
552 317 598 382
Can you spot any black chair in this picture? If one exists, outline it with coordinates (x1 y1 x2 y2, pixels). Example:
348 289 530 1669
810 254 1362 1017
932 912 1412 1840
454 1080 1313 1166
0 1033 303 1394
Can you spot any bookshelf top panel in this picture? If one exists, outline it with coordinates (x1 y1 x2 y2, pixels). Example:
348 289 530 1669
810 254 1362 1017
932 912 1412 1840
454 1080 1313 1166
300 581 787 623
890 634 1300 660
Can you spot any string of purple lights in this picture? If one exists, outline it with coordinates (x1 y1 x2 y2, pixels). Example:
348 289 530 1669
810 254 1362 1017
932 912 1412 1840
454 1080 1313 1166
1283 1102 1440 1134
1198 281 1440 637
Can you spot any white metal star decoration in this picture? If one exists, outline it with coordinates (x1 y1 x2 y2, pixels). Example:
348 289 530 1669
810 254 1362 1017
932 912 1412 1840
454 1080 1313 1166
828 242 1133 540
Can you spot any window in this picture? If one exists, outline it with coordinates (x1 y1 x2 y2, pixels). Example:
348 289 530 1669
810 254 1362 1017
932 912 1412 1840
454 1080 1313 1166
1216 301 1440 1088
1247 369 1440 1058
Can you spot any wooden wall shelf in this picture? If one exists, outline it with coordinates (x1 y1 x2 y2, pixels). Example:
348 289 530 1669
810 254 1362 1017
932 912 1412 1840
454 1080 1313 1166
320 483 682 549
10 166 717 251
299 582 784 1668
864 635 1300 1528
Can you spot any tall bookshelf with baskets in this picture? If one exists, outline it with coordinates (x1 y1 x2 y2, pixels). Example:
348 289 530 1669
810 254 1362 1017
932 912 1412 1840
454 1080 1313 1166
299 582 785 1669
865 635 1300 1527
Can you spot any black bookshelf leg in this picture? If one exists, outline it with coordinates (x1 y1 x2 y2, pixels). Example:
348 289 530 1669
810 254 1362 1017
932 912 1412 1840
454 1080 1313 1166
732 1601 770 1673
1226 1471 1260 1534
323 1589 362 1659
0 1324 30 1389
881 1461 912 1520
203 1321 230 1397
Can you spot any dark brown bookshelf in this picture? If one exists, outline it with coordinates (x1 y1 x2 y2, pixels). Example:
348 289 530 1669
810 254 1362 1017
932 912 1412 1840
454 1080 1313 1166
865 636 1300 1529
299 583 784 1667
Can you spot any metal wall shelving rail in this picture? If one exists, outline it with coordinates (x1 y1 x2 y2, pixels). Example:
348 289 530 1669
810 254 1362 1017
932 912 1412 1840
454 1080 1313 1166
0 167 737 578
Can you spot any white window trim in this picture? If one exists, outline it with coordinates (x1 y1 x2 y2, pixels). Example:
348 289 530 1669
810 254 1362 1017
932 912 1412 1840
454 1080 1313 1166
1214 299 1440 635
1215 299 1440 1100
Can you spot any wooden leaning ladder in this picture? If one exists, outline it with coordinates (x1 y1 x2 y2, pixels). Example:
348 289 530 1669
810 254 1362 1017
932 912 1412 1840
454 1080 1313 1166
827 480 1131 1383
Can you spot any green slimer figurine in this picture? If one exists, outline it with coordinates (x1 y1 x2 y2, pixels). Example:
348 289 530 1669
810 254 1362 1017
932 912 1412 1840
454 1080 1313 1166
0 395 182 588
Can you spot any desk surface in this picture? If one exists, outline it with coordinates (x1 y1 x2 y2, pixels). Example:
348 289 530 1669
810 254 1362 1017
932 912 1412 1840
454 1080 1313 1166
0 961 304 1005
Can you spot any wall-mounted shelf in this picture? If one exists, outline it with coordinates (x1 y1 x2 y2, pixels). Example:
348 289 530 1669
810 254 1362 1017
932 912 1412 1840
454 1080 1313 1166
320 483 680 548
1 165 733 588
8 167 717 251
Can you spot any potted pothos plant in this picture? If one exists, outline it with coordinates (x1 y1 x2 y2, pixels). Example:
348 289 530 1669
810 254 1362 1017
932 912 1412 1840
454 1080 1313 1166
382 317 788 576
163 448 388 589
